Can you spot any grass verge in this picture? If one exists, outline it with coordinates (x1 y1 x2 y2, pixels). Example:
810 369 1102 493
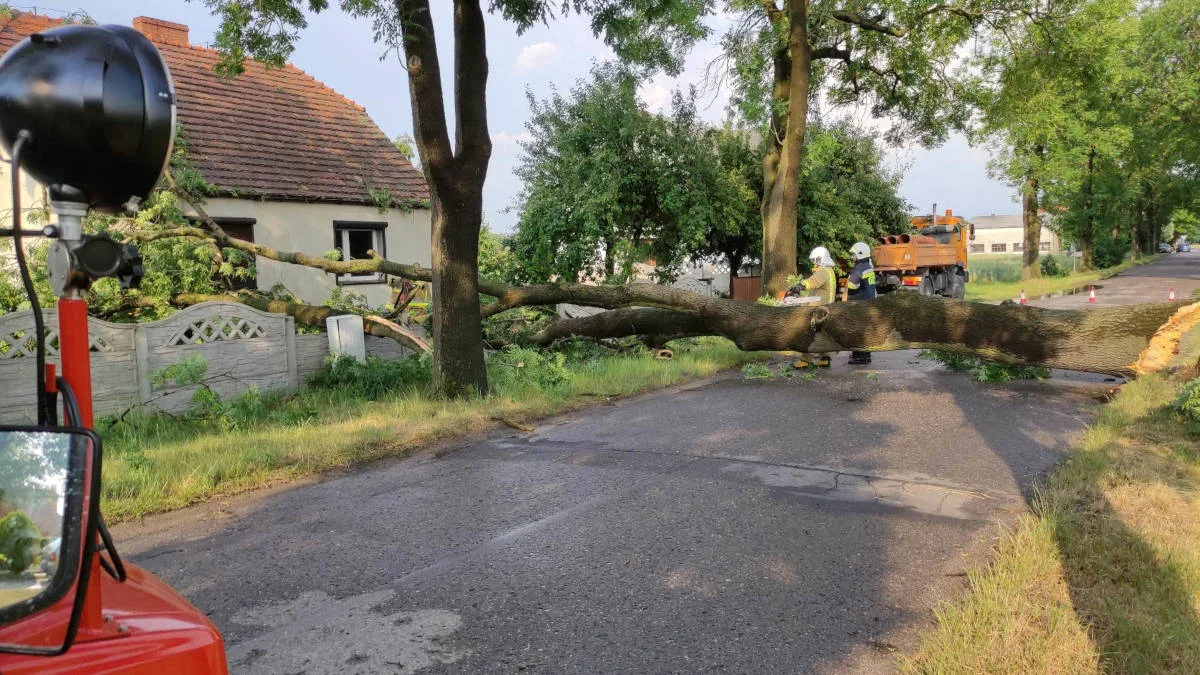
966 256 1156 302
100 338 761 522
900 365 1200 671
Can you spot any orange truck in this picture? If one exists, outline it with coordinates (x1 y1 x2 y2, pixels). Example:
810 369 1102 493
872 208 972 299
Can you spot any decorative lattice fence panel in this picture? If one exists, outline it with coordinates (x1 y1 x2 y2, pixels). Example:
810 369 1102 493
0 301 298 423
0 309 140 423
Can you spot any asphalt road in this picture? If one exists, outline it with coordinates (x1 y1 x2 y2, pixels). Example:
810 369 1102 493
1030 250 1200 308
113 255 1199 674
116 359 1099 674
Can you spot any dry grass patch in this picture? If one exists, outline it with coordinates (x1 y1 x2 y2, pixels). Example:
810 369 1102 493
902 370 1200 673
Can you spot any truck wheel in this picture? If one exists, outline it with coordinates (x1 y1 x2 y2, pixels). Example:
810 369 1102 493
948 273 966 299
918 276 934 296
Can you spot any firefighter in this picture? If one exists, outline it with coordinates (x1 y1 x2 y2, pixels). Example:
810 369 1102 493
846 241 876 365
788 246 838 367
788 246 837 305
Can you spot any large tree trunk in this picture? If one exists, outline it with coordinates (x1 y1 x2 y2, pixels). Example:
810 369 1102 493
528 289 1193 378
1022 171 1042 280
760 1 811 296
1130 199 1143 261
400 0 491 397
726 251 744 296
1080 147 1096 271
429 190 488 396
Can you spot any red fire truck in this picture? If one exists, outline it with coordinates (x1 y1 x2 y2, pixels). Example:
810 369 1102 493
0 22 227 673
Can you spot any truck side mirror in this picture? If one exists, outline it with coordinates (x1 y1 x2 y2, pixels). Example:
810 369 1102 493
0 427 100 656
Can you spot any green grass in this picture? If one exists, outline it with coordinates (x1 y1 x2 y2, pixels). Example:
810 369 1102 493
99 339 762 521
901 364 1200 672
966 255 1155 302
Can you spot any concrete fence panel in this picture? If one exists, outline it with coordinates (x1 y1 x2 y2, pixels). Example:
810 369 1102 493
0 301 299 422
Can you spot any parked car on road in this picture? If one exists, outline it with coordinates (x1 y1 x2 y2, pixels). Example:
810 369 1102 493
1159 242 1174 254
1178 243 1191 253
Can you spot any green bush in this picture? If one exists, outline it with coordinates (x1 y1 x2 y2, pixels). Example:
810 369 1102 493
921 350 1050 381
975 361 1050 382
1171 378 1200 432
487 346 570 394
920 349 978 371
0 510 40 575
483 306 553 348
742 362 772 379
308 355 431 399
1039 254 1070 278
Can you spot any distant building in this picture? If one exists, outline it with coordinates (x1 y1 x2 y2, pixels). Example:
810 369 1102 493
968 214 1064 256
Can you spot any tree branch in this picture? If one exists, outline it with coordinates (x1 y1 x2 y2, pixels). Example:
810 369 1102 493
810 46 851 61
831 4 983 38
398 0 453 170
135 230 1196 377
171 292 431 354
453 0 492 167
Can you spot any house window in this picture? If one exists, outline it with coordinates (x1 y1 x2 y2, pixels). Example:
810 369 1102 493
334 221 387 283
1013 242 1023 252
991 243 1007 253
1040 241 1051 251
970 244 985 253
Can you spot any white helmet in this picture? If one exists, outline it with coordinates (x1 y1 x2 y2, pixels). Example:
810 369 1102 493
808 246 834 268
850 242 871 261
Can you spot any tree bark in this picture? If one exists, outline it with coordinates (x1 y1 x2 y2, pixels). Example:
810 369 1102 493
142 228 1196 379
726 251 745 296
398 0 491 397
1021 167 1042 280
531 290 1187 378
760 1 810 296
1080 148 1096 271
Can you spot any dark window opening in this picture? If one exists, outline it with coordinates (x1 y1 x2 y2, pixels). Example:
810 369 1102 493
334 221 387 284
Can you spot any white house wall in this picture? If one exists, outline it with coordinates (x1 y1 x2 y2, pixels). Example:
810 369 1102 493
969 227 1064 255
192 198 431 307
0 164 51 230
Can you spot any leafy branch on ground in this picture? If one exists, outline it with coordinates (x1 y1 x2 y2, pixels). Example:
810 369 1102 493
921 350 1051 382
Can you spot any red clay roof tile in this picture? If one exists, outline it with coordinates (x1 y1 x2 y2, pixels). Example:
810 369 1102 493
0 11 428 206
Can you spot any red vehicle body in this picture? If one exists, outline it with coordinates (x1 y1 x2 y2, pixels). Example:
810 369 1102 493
0 299 227 673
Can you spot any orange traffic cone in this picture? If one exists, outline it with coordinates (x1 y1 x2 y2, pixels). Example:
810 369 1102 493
1019 289 1027 305
1089 286 1096 303
1169 287 1177 302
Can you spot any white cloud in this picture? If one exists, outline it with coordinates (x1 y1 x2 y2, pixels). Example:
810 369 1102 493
515 42 560 74
638 78 672 114
491 130 533 145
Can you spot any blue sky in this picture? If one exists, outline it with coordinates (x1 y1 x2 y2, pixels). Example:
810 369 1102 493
75 0 1019 231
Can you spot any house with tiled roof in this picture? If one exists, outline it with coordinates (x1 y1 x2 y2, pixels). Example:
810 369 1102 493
0 12 431 306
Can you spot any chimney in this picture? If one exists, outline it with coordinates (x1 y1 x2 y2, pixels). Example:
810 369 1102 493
133 17 190 47
945 209 953 217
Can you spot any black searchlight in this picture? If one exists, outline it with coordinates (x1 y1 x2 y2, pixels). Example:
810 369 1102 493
0 23 176 212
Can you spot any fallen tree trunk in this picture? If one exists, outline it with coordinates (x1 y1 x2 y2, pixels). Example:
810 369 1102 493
140 228 1192 378
172 293 431 355
535 292 1189 378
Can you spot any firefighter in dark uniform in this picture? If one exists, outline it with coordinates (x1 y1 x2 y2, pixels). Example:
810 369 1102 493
846 242 876 365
